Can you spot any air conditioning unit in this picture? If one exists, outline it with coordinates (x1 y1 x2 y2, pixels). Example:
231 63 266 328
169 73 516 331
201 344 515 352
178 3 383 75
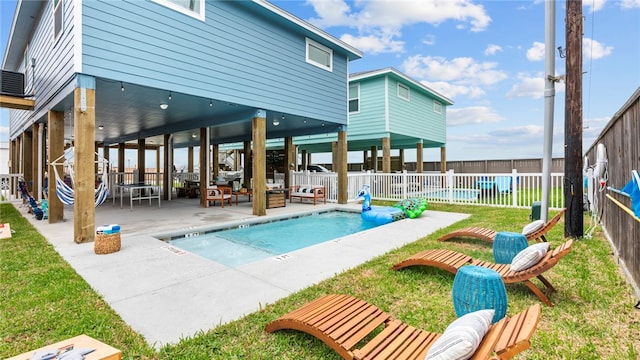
1 70 25 96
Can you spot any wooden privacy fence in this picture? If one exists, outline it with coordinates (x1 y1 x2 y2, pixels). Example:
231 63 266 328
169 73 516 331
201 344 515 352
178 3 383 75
585 87 640 304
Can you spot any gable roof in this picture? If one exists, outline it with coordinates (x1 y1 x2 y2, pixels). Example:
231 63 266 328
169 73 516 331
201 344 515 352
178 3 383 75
350 67 454 105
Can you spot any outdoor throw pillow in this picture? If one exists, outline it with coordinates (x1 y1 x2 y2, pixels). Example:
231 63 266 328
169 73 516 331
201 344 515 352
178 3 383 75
522 220 545 237
511 242 550 272
425 309 495 360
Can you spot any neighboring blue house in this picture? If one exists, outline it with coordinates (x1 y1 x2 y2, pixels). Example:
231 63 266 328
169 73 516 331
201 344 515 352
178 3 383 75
2 0 361 240
294 67 453 172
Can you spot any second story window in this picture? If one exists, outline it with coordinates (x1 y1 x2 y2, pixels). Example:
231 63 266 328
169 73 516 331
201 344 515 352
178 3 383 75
306 38 333 72
434 100 442 114
53 0 63 42
349 83 360 113
153 0 205 20
397 83 410 101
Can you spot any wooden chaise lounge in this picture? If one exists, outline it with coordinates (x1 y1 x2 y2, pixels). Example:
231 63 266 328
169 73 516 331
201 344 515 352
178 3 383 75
438 208 566 243
392 239 574 306
266 294 541 360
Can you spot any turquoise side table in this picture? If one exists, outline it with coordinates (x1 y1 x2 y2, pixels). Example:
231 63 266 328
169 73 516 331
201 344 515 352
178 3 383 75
452 265 508 323
493 231 528 264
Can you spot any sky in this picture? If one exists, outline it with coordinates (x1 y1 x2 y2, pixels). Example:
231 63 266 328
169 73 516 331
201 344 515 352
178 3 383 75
1 0 639 165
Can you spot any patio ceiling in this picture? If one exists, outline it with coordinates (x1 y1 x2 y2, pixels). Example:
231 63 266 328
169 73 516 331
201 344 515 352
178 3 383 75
49 77 342 150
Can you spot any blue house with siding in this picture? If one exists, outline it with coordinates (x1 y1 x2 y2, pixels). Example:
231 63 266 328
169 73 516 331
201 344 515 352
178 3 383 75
294 67 453 172
2 0 361 241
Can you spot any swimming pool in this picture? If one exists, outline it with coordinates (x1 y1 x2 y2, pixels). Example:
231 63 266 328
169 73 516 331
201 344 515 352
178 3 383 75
426 189 480 201
163 210 382 267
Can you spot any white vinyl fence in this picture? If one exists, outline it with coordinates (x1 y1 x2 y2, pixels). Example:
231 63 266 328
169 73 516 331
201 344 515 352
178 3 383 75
291 170 565 210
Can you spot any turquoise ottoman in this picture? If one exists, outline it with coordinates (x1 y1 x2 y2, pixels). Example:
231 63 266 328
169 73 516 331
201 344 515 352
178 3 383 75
452 265 508 323
493 231 528 264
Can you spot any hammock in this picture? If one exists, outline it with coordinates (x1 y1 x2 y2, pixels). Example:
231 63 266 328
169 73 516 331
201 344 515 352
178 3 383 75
51 147 110 206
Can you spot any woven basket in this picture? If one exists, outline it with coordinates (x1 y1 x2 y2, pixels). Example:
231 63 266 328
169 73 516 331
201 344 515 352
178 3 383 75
94 232 121 254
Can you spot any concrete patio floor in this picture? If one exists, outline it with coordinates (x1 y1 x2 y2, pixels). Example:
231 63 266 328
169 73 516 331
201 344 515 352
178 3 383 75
17 196 469 348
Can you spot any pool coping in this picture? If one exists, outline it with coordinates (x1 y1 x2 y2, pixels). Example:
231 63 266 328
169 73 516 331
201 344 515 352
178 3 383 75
18 201 469 348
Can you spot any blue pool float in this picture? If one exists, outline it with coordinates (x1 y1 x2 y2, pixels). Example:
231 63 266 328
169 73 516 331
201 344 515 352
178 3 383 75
356 185 407 225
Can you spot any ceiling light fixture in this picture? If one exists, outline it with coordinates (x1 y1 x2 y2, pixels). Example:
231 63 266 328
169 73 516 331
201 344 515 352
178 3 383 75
209 100 213 107
273 117 280 126
191 133 197 138
168 91 172 100
98 125 104 130
160 103 168 110
120 82 125 92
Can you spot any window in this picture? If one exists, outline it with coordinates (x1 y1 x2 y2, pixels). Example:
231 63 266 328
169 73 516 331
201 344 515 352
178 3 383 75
397 83 410 101
53 0 63 41
349 83 360 113
153 0 205 20
434 100 443 114
306 38 333 71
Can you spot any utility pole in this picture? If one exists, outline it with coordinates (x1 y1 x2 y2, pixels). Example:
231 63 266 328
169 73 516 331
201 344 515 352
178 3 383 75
564 0 584 238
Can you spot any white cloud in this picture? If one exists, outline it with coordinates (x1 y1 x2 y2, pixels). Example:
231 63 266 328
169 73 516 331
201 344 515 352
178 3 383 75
401 55 507 100
583 38 613 60
402 55 507 85
422 80 485 99
447 106 504 126
0 126 7 135
621 0 640 8
306 0 492 53
340 32 404 55
507 72 566 100
311 0 492 31
526 42 545 61
507 73 544 99
422 34 436 46
585 0 607 13
484 44 502 56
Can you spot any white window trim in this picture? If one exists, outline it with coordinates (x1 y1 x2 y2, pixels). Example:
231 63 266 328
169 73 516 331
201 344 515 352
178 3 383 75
397 83 410 101
434 100 443 114
152 0 205 21
23 46 30 95
306 38 333 72
349 83 360 114
52 0 64 43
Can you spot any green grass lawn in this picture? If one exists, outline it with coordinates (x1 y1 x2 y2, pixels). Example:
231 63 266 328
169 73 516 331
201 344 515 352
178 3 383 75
1 202 639 359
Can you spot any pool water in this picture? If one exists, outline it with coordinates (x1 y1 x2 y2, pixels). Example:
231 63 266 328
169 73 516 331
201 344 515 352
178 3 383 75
167 211 381 267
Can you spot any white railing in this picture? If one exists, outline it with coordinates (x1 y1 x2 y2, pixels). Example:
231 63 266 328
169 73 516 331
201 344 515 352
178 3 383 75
0 173 24 202
291 170 565 209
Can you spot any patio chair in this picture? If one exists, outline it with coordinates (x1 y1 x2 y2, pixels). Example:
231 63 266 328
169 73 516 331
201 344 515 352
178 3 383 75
438 208 566 243
265 294 541 360
392 239 574 306
205 186 232 208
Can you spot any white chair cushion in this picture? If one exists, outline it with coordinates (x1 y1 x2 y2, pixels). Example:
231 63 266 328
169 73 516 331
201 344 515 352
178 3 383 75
510 242 550 272
522 220 545 237
425 309 494 360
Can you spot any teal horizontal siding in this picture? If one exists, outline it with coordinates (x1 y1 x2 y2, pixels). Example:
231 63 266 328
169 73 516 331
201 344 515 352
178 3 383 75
388 78 446 143
348 77 387 135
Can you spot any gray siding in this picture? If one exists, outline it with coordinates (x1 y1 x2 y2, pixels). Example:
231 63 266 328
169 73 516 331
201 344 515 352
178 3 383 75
81 0 349 124
388 78 446 143
10 0 76 138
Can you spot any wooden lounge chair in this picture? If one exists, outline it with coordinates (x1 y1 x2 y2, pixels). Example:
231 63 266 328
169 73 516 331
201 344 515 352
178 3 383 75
392 239 574 306
438 208 566 243
265 294 541 360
